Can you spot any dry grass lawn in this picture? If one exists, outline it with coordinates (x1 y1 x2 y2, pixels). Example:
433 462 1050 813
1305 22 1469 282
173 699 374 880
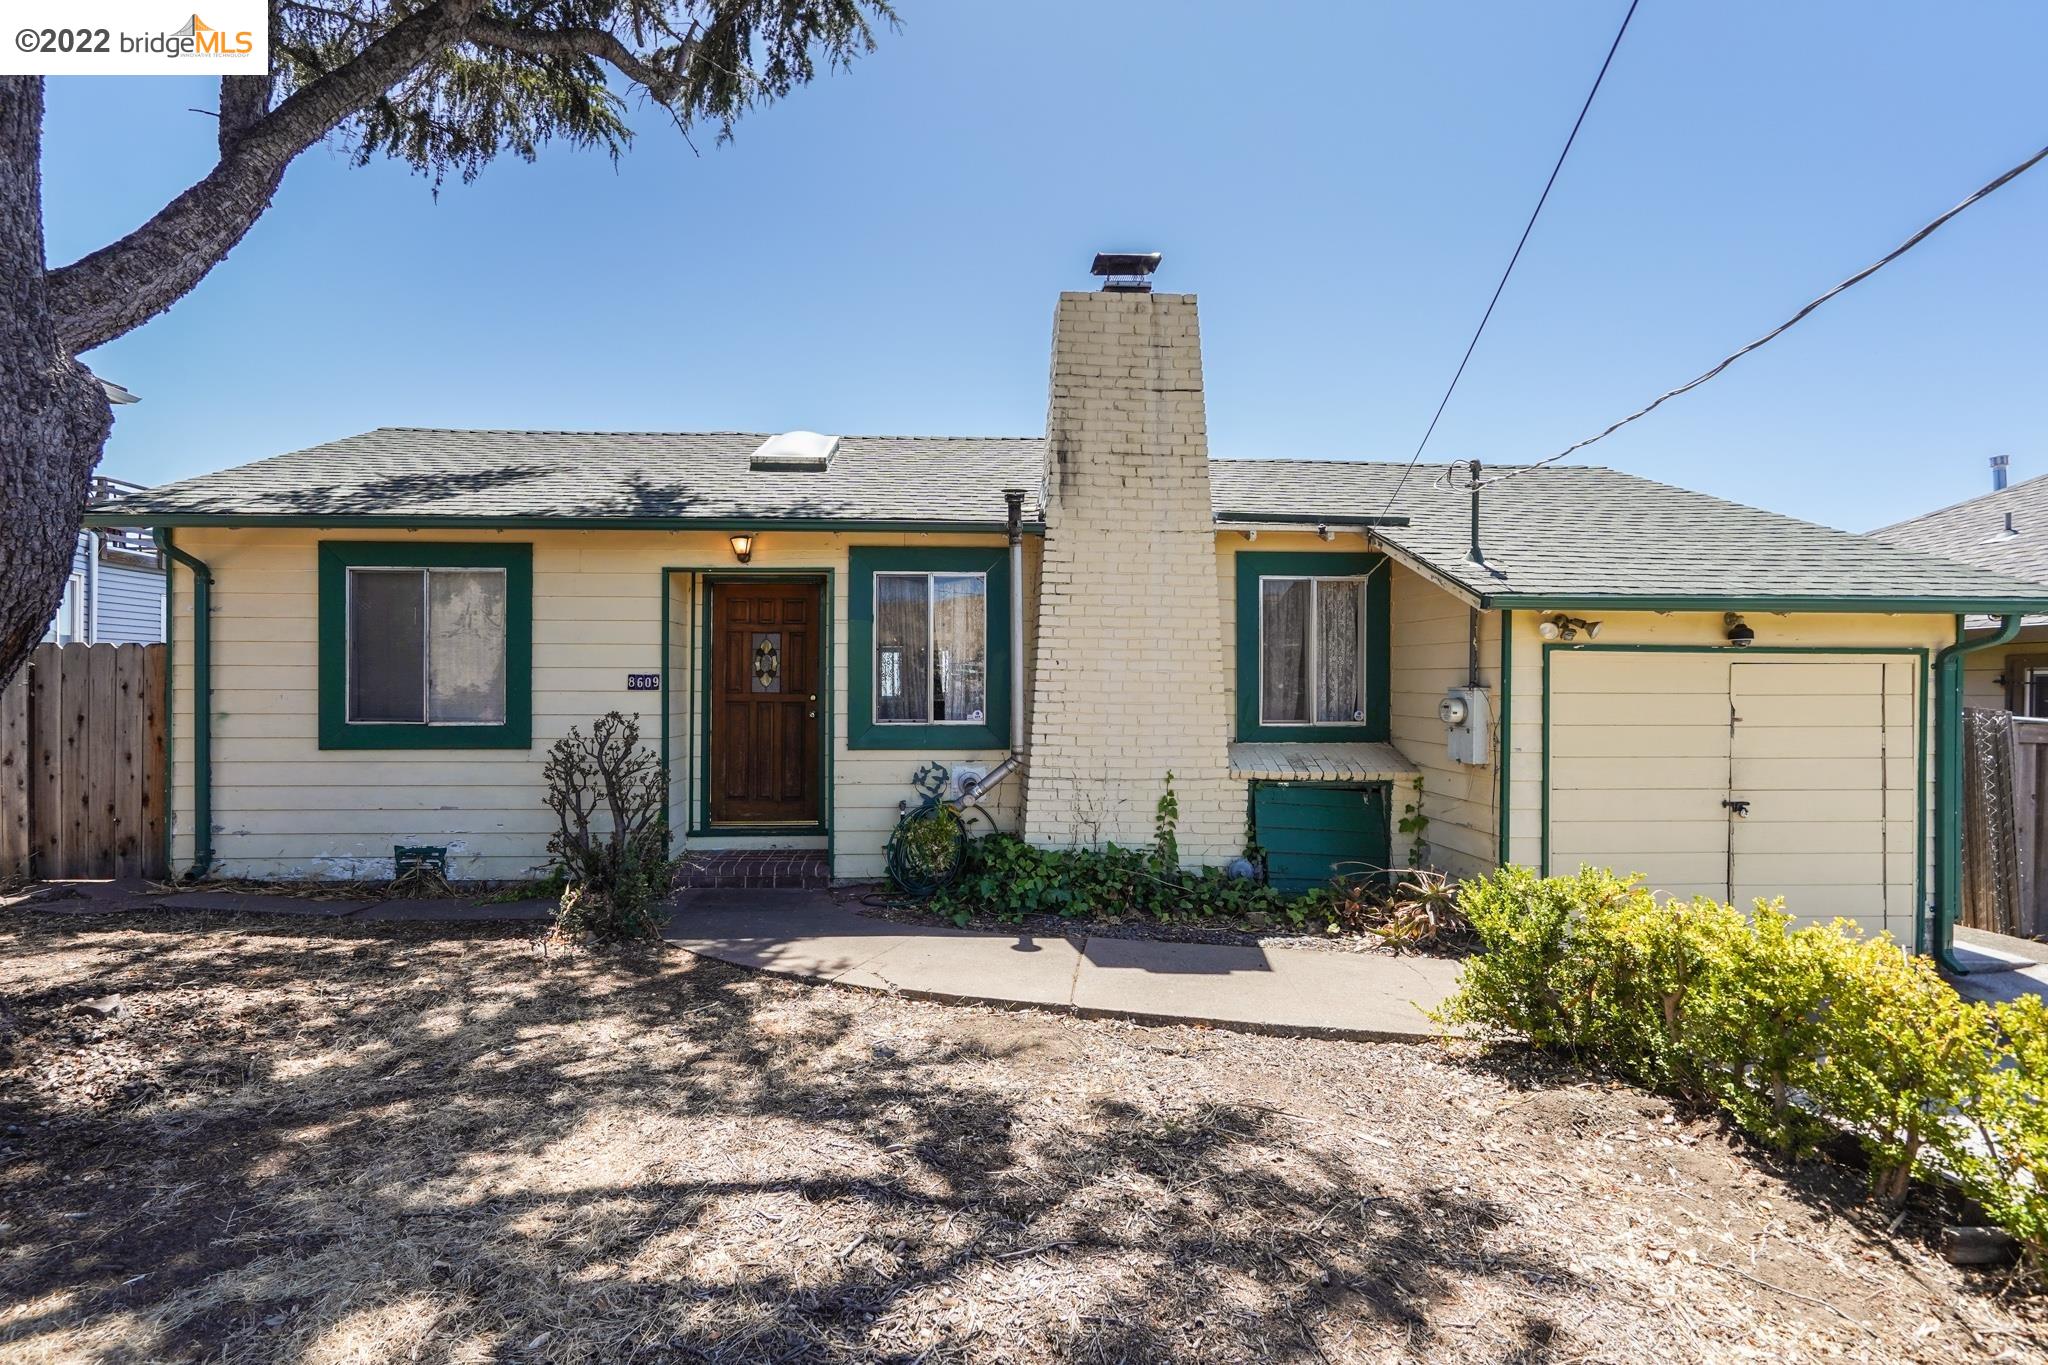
1 909 2041 1363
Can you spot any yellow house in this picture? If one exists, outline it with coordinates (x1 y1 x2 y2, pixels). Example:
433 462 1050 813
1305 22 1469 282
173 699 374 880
88 280 2048 967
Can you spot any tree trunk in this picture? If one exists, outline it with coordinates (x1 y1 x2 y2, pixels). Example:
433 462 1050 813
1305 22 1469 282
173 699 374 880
0 78 112 690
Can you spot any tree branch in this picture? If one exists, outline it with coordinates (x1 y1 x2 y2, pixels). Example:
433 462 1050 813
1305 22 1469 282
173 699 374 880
465 16 687 105
216 75 275 157
46 0 475 353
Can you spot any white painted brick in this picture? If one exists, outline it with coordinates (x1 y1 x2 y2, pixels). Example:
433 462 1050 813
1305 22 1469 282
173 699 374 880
1021 292 1239 865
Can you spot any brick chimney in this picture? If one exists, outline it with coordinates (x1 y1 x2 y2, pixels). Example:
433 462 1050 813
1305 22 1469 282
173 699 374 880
1021 286 1238 864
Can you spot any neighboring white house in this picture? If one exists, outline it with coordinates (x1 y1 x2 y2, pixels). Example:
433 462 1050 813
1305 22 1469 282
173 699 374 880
1870 457 2048 714
43 477 166 646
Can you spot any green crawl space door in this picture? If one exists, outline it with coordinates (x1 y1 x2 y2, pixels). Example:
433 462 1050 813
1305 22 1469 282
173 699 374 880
1253 783 1392 894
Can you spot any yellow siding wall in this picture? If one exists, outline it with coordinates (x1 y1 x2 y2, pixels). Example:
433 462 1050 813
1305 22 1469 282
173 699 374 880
1386 565 1500 878
165 527 1035 882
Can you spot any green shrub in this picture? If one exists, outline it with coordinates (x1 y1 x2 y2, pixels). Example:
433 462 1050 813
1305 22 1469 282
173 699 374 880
1965 996 2048 1266
1437 865 1616 1047
1440 865 2048 1257
1580 886 1748 1099
1683 905 1848 1153
1803 932 1998 1203
930 832 1310 927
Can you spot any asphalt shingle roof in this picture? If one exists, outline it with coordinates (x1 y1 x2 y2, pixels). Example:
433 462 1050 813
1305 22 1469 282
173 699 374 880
94 429 2048 609
103 429 1047 527
1209 459 2048 608
1867 474 2048 588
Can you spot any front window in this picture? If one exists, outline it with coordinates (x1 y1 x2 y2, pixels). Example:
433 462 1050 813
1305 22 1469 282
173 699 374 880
346 567 507 725
874 572 987 724
2024 666 2048 720
1259 575 1365 725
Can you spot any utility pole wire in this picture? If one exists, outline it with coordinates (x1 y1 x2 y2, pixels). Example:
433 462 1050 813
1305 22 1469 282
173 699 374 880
1476 137 2048 489
1371 0 1641 522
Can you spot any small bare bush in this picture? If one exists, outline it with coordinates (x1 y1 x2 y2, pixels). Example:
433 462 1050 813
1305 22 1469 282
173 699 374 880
543 711 674 943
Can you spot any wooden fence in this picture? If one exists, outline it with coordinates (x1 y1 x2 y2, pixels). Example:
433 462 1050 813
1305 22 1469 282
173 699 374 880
1961 706 2048 940
0 642 167 881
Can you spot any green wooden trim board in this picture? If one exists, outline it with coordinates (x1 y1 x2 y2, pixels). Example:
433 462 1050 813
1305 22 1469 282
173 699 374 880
846 546 1012 752
316 541 533 750
1231 550 1390 743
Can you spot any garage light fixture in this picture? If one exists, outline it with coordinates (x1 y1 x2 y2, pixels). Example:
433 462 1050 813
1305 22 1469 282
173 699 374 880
729 532 756 564
1724 612 1755 648
1538 614 1602 642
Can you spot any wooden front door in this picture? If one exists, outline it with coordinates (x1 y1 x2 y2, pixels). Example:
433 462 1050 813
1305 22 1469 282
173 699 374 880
709 580 822 825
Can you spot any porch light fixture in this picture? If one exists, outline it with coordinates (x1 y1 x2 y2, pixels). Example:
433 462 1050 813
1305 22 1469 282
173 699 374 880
728 532 756 564
1724 612 1755 648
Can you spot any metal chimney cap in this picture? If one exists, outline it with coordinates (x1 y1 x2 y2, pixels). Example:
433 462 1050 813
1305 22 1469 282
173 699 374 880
1091 251 1161 276
1090 252 1162 291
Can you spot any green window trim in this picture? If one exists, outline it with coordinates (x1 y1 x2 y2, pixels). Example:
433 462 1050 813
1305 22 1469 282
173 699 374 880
318 541 534 750
847 546 1011 751
1233 550 1390 742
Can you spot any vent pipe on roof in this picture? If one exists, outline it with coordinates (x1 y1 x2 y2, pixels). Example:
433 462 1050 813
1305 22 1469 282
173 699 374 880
1464 458 1485 567
1992 454 2010 491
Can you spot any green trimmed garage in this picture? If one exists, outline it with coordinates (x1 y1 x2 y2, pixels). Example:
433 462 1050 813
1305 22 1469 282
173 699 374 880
1252 782 1391 894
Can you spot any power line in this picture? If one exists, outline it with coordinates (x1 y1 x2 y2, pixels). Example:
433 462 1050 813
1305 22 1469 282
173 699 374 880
1371 0 1641 523
1473 137 2048 490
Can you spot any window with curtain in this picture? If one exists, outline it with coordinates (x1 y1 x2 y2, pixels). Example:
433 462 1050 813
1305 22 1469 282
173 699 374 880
1259 575 1366 725
346 567 508 725
873 571 987 724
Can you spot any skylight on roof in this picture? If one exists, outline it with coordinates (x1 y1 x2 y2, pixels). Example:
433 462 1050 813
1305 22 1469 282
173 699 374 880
749 431 839 472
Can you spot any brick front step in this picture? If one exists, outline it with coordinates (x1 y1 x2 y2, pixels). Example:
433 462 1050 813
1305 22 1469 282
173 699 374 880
677 850 829 891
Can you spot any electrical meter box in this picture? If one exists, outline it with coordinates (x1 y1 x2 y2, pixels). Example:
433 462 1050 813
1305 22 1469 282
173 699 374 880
1438 686 1492 766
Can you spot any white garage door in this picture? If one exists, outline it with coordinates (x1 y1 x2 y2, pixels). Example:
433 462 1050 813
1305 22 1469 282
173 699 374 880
1547 651 1918 938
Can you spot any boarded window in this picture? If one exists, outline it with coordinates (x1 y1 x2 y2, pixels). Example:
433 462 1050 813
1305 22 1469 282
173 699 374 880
427 570 508 723
347 568 507 726
1260 575 1367 727
874 571 987 724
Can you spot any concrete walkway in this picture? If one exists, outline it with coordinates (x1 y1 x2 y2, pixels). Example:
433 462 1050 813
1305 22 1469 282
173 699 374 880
664 890 1461 1041
1951 928 2048 1007
7 879 1462 1041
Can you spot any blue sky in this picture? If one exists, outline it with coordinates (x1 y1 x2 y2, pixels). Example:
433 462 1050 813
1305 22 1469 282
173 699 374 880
40 0 2048 533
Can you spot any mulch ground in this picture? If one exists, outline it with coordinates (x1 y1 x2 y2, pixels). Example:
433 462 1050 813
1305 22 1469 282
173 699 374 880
1 909 2040 1363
